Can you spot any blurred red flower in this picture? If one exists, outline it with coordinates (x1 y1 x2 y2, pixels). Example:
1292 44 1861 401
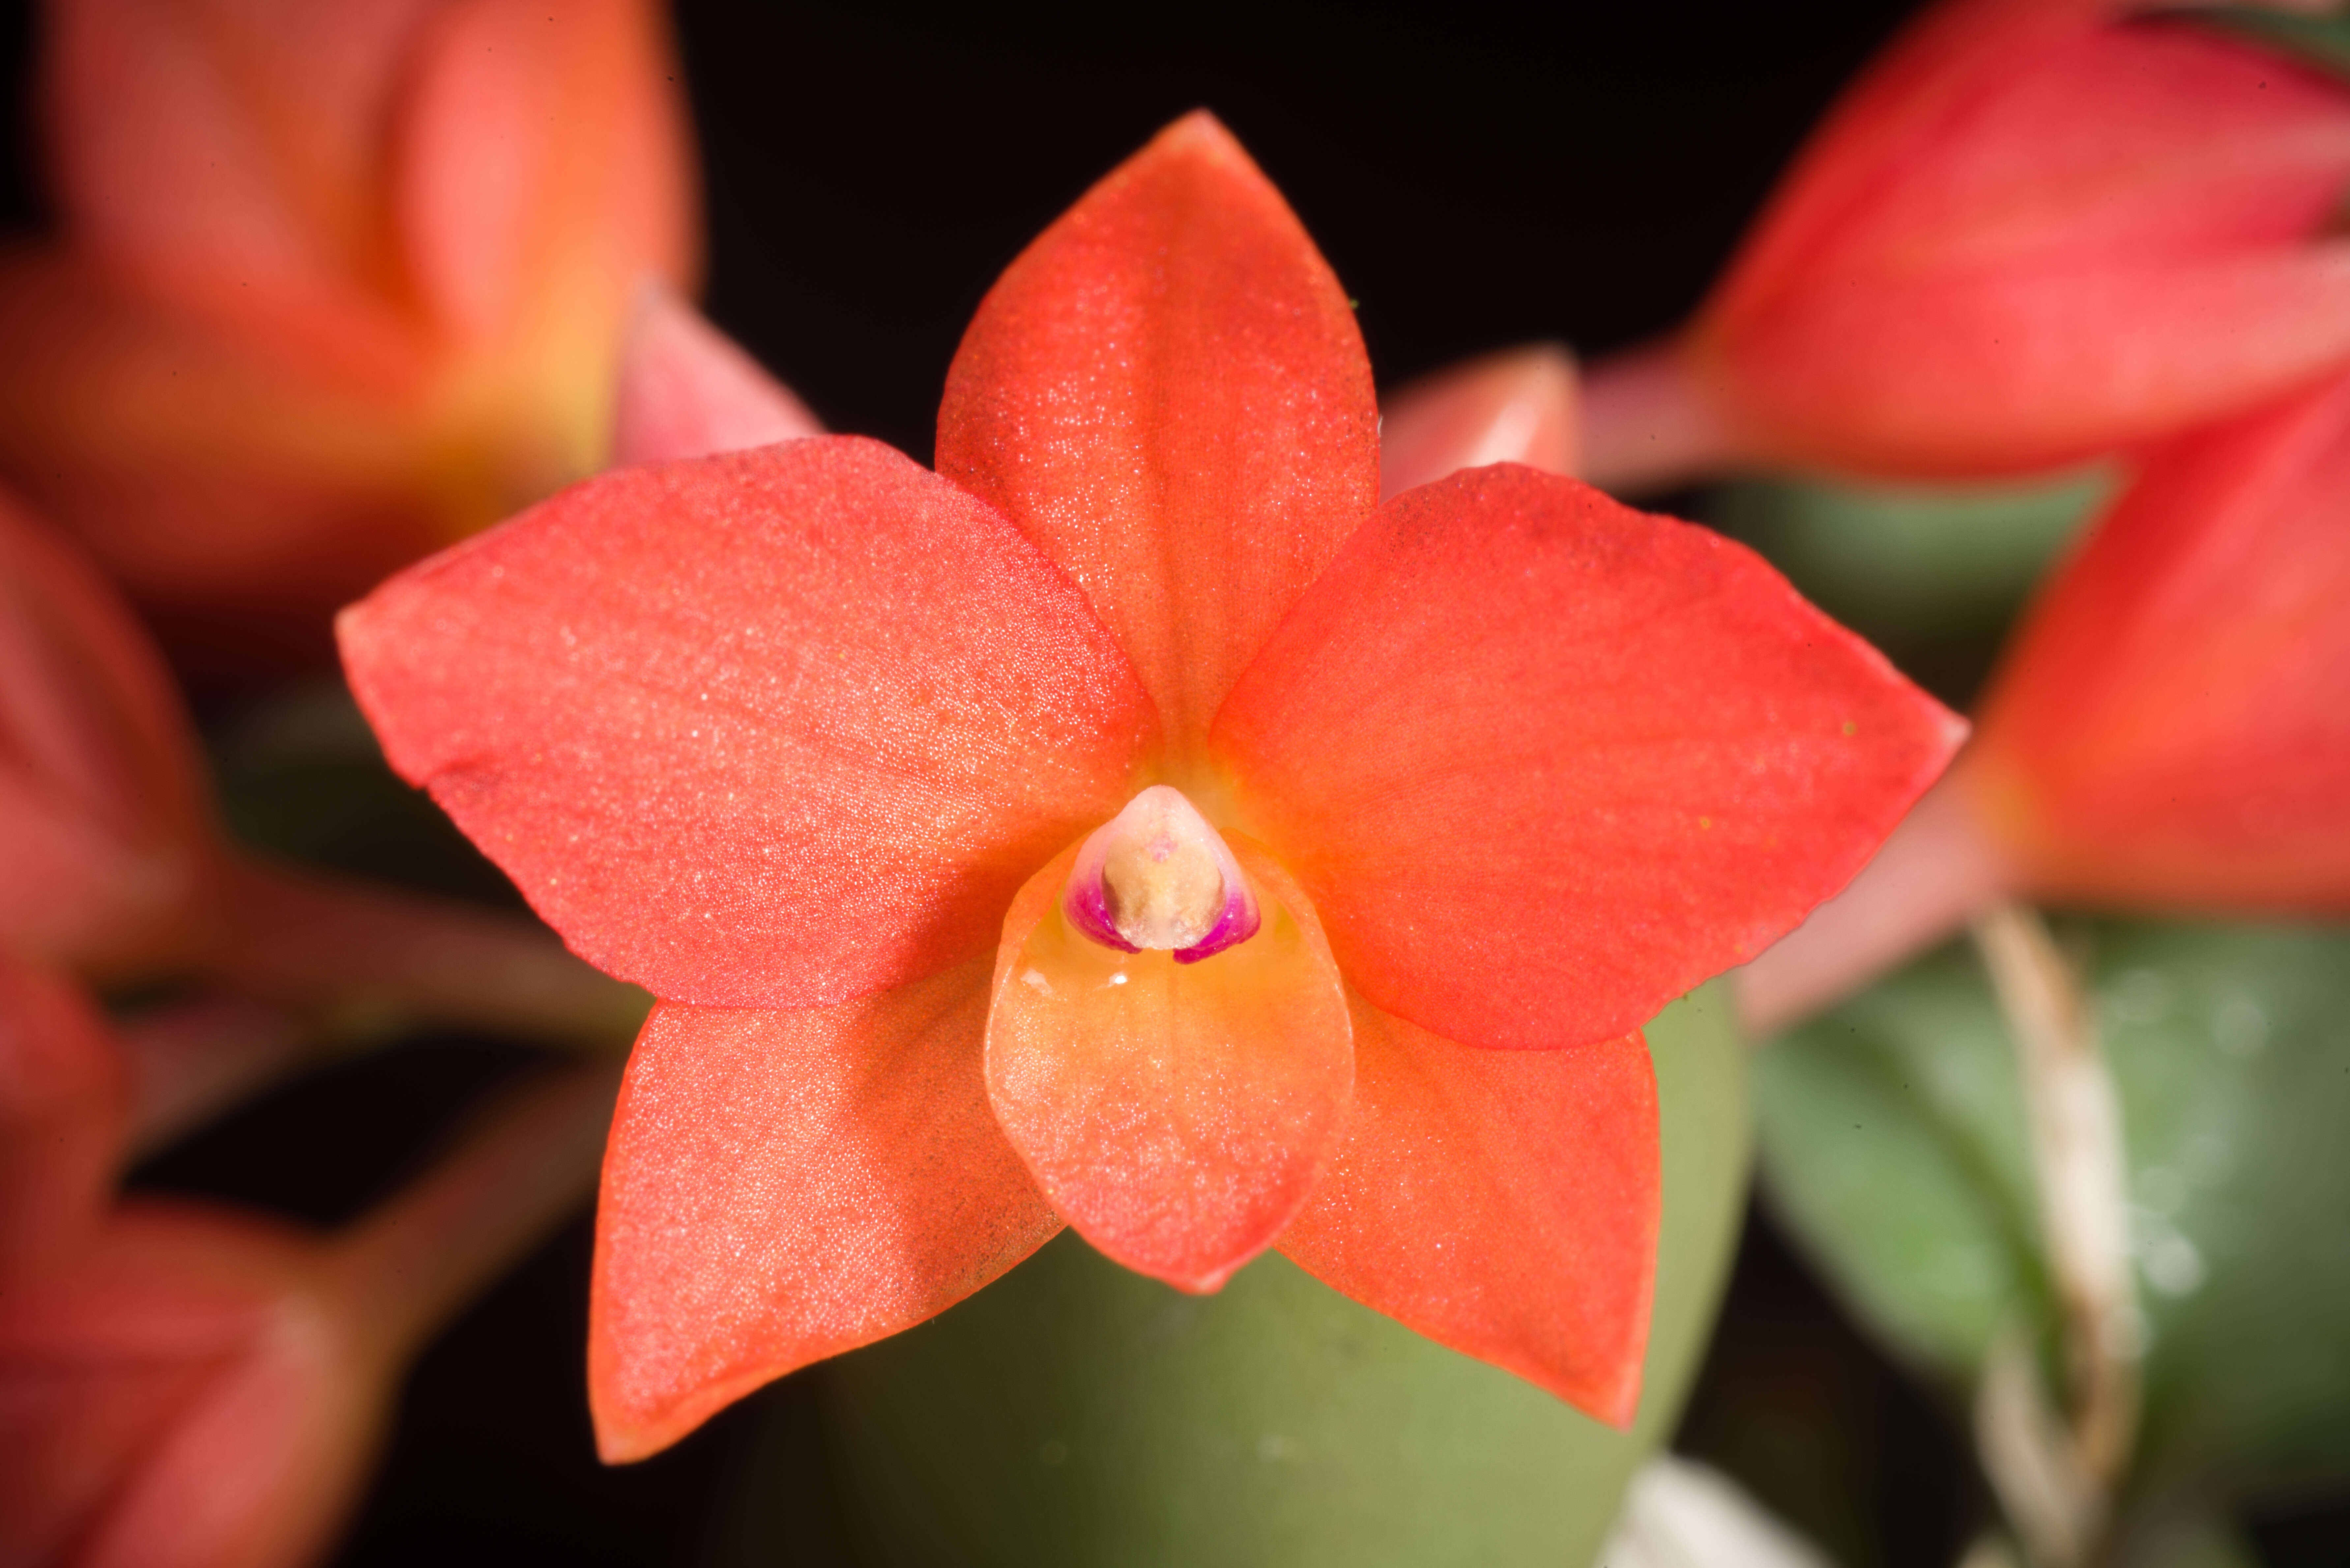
1600 0 2350 484
0 1066 614 1568
0 0 698 677
1743 364 2350 1032
340 113 1961 1460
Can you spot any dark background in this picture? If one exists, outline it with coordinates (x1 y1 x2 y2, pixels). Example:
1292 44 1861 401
2 2 2114 1563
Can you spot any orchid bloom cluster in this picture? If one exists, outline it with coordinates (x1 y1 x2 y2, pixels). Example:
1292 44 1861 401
0 0 2345 1561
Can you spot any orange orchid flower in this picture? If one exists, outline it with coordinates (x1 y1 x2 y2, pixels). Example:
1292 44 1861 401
0 0 697 676
0 1066 615 1568
1583 0 2350 489
338 114 1961 1461
1743 362 2350 1033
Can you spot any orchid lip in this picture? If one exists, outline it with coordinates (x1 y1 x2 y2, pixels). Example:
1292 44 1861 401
1062 785 1261 963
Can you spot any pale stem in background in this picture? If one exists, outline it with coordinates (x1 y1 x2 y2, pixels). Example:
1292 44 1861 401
1971 903 2140 1562
116 994 308 1155
1576 340 1740 497
205 856 650 1054
324 1061 623 1368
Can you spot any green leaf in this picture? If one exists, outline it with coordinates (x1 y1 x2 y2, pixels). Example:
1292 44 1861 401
2176 8 2350 85
1755 921 2350 1497
1706 472 2106 707
725 982 1750 1568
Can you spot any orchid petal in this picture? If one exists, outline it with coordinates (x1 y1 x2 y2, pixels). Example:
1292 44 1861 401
1214 464 1964 1050
1966 362 2350 909
610 286 822 467
341 436 1156 1009
1378 343 1579 499
1279 995 1657 1429
986 839 1352 1293
937 111 1379 747
590 962 1059 1462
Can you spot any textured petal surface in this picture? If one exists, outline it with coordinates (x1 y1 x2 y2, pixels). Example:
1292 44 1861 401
936 112 1379 747
610 287 822 467
341 436 1156 1010
1694 10 2350 475
1214 464 1964 1051
0 956 130 1277
1966 364 2350 909
0 484 210 968
1279 996 1657 1429
986 840 1353 1293
590 962 1059 1462
1378 343 1579 499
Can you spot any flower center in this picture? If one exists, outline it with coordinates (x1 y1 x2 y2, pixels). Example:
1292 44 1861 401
1063 785 1260 962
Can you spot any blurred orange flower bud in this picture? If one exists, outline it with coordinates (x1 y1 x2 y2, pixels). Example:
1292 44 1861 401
0 0 699 677
0 955 129 1280
1377 343 1579 499
1592 0 2350 488
0 1064 615 1568
1743 364 2350 1032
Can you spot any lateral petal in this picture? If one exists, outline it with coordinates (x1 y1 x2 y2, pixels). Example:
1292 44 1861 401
1214 464 1964 1050
590 962 1060 1463
985 839 1353 1294
936 111 1379 747
340 436 1156 1009
1278 995 1657 1429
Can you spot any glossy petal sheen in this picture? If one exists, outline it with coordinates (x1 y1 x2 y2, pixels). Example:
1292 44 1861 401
591 961 1060 1462
1694 10 2350 475
1215 464 1965 1050
339 436 1156 1010
937 111 1379 746
986 840 1353 1293
0 955 130 1277
1279 996 1657 1429
1966 363 2350 909
1378 343 1580 499
610 286 821 467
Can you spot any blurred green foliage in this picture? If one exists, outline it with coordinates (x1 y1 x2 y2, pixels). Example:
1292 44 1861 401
1756 922 2350 1513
